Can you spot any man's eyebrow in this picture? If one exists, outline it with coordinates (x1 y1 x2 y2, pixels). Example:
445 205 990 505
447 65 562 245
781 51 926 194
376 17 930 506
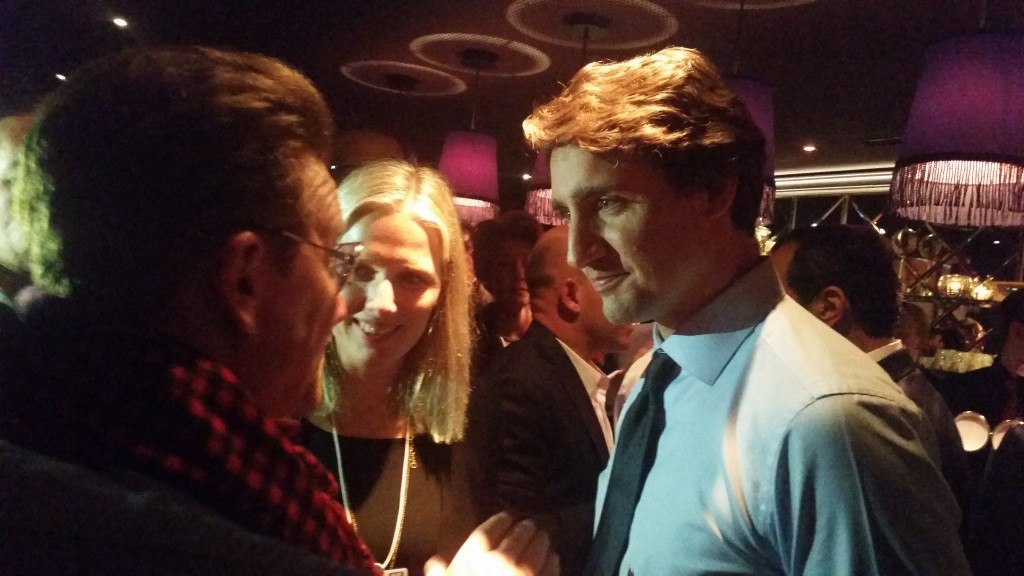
563 185 613 201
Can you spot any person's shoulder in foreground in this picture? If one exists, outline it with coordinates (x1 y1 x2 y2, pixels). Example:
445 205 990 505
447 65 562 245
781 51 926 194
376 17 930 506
0 45 556 576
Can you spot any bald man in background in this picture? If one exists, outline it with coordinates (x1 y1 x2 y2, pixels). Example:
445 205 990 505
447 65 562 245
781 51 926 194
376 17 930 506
467 226 633 576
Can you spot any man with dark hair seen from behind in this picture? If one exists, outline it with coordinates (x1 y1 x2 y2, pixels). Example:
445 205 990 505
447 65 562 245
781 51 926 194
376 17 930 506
0 46 555 576
523 45 968 575
770 224 970 525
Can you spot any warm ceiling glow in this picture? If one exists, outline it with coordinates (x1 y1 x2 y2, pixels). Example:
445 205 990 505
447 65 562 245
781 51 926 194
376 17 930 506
802 144 817 153
55 74 66 81
112 17 128 28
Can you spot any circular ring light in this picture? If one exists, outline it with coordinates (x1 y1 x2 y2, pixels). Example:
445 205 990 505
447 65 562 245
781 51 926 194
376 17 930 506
683 0 816 9
340 61 466 96
410 33 550 77
506 0 678 50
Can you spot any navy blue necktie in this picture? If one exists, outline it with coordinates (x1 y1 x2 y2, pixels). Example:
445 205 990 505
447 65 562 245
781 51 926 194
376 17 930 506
586 349 680 576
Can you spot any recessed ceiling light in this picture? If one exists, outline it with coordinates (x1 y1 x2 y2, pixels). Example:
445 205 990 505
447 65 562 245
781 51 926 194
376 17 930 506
55 74 66 81
522 173 532 181
112 17 128 28
802 143 817 153
994 240 1002 244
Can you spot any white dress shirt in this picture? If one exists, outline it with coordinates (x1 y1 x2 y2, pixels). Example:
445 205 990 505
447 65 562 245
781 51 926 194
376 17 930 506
556 339 615 452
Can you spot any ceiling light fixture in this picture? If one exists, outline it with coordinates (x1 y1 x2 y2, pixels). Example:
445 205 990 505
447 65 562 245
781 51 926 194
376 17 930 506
775 163 894 197
524 150 565 226
112 17 128 28
438 48 501 227
525 10 611 226
890 5 1024 227
725 0 777 226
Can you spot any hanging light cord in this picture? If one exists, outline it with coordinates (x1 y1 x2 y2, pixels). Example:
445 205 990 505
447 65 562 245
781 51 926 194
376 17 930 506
731 0 748 75
470 66 481 131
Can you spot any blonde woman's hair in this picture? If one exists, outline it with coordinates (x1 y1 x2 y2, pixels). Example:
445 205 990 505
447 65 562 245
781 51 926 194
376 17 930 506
522 46 765 234
324 160 473 442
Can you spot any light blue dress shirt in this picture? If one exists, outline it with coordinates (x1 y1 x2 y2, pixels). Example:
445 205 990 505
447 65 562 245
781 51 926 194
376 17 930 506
595 259 968 575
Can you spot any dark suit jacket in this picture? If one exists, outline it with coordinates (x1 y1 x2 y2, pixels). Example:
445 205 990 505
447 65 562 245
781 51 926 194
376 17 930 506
879 349 972 523
966 423 1024 576
934 361 1020 429
466 321 609 576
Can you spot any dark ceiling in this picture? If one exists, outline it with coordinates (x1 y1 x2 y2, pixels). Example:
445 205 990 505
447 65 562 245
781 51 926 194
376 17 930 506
2 0 1022 208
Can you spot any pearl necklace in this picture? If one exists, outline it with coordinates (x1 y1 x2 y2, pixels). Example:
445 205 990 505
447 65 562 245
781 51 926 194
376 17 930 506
329 413 416 571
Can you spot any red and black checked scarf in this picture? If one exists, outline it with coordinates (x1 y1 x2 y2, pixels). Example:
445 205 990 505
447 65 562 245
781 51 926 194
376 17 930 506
0 298 380 574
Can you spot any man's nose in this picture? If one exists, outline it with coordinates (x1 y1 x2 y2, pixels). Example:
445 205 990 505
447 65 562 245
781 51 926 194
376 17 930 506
567 217 603 270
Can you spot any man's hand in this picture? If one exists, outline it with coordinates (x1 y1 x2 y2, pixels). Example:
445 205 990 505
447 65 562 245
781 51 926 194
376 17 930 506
424 512 559 576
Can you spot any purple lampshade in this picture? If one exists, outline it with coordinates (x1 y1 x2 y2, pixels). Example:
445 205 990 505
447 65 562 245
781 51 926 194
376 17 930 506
530 150 551 188
525 188 565 227
438 130 500 203
728 76 776 224
524 151 565 226
890 32 1024 227
452 196 499 226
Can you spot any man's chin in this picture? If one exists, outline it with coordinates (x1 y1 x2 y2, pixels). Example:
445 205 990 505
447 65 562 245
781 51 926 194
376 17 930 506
601 297 639 326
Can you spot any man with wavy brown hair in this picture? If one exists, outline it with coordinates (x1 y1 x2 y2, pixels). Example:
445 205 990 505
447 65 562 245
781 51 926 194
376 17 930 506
524 46 967 576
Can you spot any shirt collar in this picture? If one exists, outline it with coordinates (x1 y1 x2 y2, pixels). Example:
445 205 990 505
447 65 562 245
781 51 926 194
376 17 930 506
556 338 607 398
867 339 904 363
652 258 782 386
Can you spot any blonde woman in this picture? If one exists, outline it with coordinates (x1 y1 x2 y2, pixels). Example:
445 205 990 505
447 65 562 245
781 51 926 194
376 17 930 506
300 160 476 576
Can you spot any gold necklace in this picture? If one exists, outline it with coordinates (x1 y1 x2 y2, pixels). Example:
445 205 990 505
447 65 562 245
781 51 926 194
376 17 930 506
329 413 416 570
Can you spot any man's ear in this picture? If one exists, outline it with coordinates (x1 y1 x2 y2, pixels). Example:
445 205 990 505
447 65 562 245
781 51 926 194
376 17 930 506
559 277 583 315
705 175 738 221
810 285 848 329
216 231 267 336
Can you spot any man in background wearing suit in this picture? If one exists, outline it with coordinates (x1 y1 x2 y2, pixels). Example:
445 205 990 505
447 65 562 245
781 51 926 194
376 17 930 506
468 226 632 576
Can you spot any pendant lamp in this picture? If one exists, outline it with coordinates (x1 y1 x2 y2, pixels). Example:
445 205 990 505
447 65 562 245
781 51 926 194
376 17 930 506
524 10 611 226
524 151 565 226
727 76 776 225
724 0 777 225
890 32 1024 227
439 130 500 225
438 49 501 227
